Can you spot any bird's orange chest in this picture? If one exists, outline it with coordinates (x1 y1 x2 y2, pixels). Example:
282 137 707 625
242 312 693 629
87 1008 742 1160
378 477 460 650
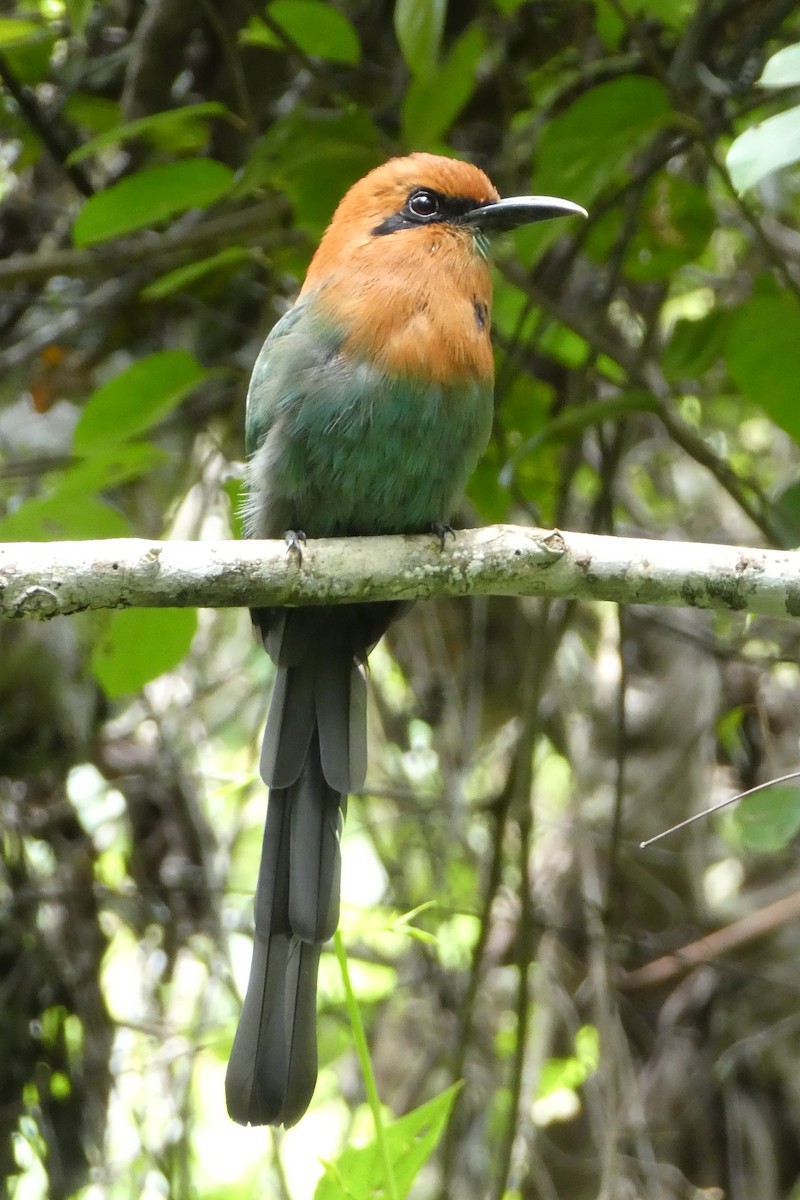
307 233 495 386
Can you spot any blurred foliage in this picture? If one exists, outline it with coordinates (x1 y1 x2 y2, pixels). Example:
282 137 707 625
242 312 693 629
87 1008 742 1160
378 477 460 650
3 0 800 1197
727 41 800 191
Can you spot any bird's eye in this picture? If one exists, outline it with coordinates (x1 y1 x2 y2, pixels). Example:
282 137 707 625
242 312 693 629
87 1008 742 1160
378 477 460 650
407 189 439 219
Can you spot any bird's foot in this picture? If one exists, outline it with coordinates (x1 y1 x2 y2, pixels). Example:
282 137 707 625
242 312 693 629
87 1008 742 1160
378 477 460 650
431 522 456 550
284 529 307 564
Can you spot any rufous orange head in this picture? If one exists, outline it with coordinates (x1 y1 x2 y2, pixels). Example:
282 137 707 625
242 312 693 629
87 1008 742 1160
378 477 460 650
300 153 585 385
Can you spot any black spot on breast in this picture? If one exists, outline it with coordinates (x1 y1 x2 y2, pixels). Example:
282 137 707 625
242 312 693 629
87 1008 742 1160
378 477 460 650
473 299 488 332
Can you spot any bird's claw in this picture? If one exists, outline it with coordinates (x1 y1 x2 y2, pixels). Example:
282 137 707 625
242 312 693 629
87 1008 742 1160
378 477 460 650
431 522 456 550
284 529 307 564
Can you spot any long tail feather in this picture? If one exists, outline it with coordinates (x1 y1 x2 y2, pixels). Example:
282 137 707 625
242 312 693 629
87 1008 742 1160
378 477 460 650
227 605 402 1127
289 737 342 941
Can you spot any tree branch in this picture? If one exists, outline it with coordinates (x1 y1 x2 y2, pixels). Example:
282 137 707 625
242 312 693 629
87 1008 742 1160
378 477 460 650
1 526 799 621
0 203 294 286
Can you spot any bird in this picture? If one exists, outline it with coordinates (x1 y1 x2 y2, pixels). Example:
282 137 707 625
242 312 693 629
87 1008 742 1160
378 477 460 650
225 152 585 1127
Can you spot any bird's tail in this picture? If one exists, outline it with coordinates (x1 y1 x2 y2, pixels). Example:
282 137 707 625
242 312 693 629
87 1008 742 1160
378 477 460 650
225 608 370 1127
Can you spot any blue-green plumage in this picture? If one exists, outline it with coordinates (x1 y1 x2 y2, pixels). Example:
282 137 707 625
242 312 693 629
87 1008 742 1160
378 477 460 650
244 297 493 539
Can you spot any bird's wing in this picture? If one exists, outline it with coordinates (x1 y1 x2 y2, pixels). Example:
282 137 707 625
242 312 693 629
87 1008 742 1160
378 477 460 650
245 301 315 459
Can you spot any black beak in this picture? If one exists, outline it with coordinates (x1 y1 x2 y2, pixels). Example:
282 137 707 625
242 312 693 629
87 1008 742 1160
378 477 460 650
462 195 587 232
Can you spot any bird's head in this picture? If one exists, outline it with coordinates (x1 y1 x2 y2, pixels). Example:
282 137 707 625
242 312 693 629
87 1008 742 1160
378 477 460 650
299 154 584 383
302 152 586 291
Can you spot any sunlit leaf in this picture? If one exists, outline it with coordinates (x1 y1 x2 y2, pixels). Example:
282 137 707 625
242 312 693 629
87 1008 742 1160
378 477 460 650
759 43 800 88
91 608 198 697
73 350 209 453
727 104 800 192
0 18 45 47
315 1084 460 1200
575 1024 600 1071
537 1026 599 1098
72 160 234 246
64 0 92 36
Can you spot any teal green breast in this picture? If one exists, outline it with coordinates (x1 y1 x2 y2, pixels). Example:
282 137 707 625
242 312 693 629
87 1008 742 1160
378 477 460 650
245 299 493 539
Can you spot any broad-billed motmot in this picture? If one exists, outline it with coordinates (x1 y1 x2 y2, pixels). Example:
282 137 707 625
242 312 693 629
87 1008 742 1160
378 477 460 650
226 153 585 1126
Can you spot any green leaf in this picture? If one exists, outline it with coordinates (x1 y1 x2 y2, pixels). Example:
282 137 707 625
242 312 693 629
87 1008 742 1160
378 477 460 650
592 1 691 51
402 26 486 146
394 0 447 77
759 43 800 88
72 159 234 247
592 0 625 48
575 1024 600 1071
0 18 45 48
535 76 671 206
3 32 56 87
64 0 93 36
141 246 251 300
0 446 164 540
242 1 360 64
727 104 800 193
223 477 246 540
67 103 231 165
773 480 800 548
605 0 691 29
537 1026 599 1099
91 608 198 697
314 1084 460 1200
242 108 382 232
63 93 121 136
73 350 209 453
625 177 714 282
47 444 169 497
537 1055 586 1097
732 786 800 852
503 392 660 478
725 295 800 442
662 309 732 380
0 495 131 541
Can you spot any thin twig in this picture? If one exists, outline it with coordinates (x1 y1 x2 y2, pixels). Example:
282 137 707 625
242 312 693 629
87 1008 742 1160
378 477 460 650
0 53 94 198
620 888 800 990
